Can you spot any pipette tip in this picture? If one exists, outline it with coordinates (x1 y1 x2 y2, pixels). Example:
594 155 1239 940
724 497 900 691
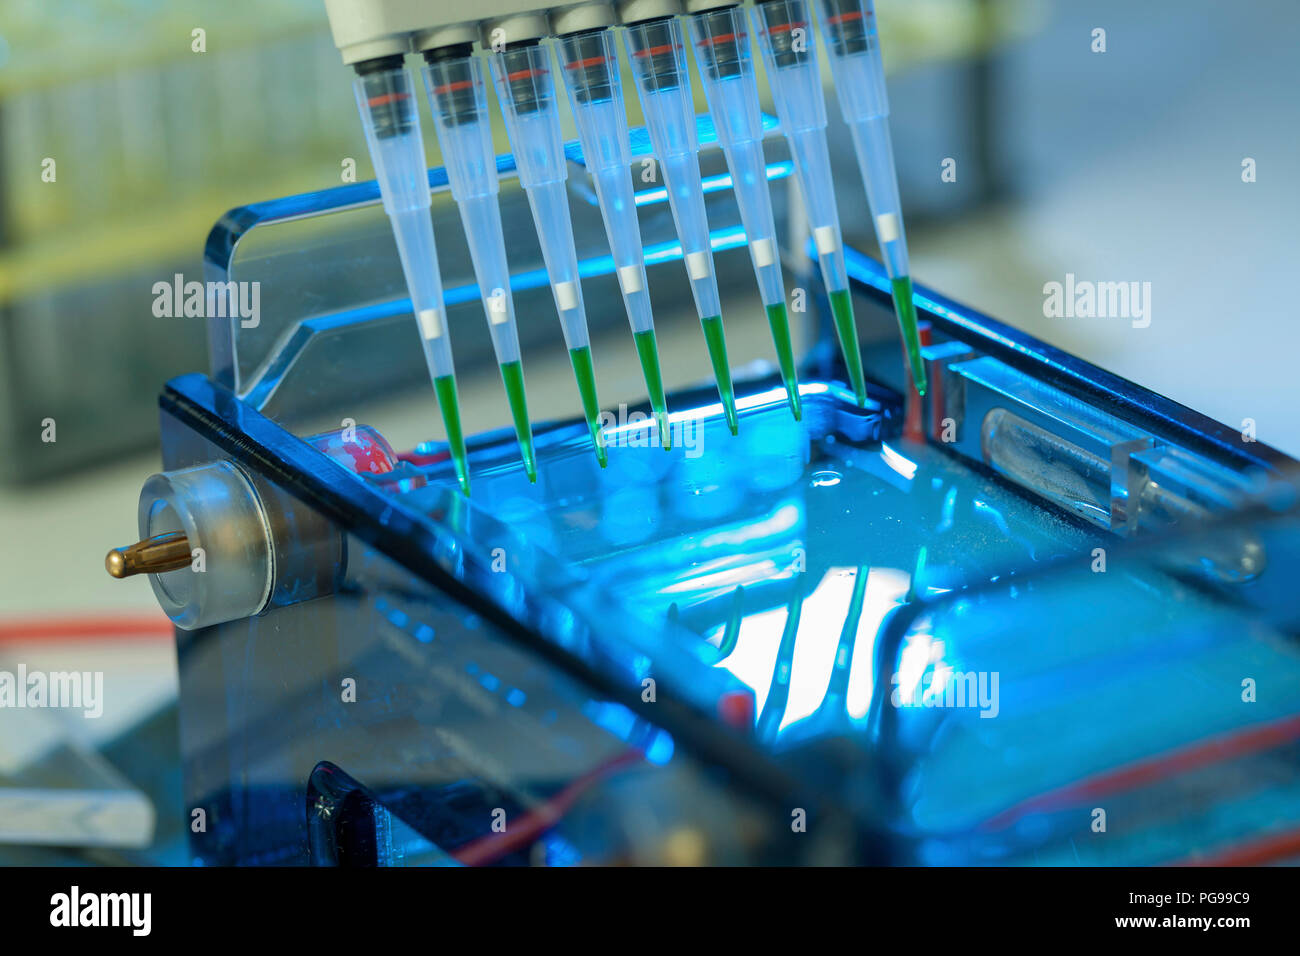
765 303 802 421
700 315 739 435
890 276 928 396
828 289 869 408
433 374 471 497
569 346 607 468
632 329 672 451
499 360 538 483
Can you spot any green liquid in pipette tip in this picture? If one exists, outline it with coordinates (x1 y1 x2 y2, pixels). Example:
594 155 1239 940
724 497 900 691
890 276 928 396
632 328 671 451
499 360 537 483
765 302 801 421
717 584 745 659
568 346 607 468
828 289 868 408
433 373 471 497
700 315 739 435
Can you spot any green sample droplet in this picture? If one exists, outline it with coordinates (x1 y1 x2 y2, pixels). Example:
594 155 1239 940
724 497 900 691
765 302 801 421
890 275 928 396
700 315 739 435
828 288 868 407
569 346 606 467
633 329 671 451
499 360 537 483
433 373 470 497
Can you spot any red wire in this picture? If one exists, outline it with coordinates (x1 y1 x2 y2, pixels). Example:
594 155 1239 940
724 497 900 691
452 748 644 867
980 713 1300 832
0 615 174 643
1175 826 1300 867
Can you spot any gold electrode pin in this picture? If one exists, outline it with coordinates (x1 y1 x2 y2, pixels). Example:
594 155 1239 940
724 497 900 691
105 531 191 579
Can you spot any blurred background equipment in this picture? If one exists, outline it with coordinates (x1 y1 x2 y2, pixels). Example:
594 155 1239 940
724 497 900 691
0 0 361 484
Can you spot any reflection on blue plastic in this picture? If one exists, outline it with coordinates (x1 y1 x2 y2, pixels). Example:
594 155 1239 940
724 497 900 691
582 701 675 765
244 219 762 408
542 833 582 867
632 160 794 207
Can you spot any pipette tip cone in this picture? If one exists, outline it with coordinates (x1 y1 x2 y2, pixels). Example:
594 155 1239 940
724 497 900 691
433 374 471 497
828 289 869 408
700 315 739 434
765 303 801 420
569 346 607 467
632 329 672 451
499 361 537 483
890 276 928 396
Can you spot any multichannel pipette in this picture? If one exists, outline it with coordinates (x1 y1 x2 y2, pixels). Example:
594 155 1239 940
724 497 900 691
816 0 927 394
556 28 671 451
489 41 607 467
623 17 739 435
352 58 471 495
421 47 538 482
687 4 801 421
753 0 868 407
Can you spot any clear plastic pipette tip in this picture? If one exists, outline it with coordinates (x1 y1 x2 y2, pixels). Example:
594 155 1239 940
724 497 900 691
754 0 869 407
422 52 538 480
688 6 800 419
353 62 470 494
556 28 670 451
623 18 740 434
491 42 605 465
817 0 926 395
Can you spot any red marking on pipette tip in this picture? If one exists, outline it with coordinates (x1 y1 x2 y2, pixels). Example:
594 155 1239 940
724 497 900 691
366 92 410 107
979 713 1300 834
564 56 610 71
718 690 756 729
432 80 474 95
505 67 548 82
825 11 867 26
764 21 808 35
1173 826 1300 867
902 320 931 442
631 44 677 59
696 32 742 48
452 748 644 866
